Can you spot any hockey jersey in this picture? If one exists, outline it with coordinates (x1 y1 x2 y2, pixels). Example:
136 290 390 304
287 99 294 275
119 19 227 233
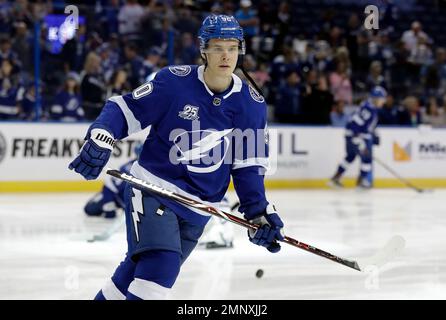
91 65 270 225
345 99 379 141
50 91 84 121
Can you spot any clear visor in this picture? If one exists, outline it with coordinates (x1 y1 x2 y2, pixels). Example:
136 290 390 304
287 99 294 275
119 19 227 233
201 46 240 54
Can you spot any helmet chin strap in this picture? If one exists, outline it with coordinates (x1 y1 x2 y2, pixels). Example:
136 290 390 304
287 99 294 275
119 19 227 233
237 55 264 97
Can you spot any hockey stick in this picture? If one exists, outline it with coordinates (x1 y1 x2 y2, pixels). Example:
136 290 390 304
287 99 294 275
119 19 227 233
87 197 239 244
106 168 405 272
373 156 425 193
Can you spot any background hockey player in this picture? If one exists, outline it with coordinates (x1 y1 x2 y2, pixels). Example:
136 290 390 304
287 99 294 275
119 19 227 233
69 14 284 300
83 144 142 219
330 86 387 189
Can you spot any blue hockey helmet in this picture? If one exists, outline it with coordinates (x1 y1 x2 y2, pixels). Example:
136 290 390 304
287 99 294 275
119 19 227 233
370 86 387 99
198 14 245 55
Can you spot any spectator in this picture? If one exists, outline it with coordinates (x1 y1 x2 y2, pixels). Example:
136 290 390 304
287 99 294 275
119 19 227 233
328 26 343 49
11 21 31 75
61 24 88 73
143 46 163 82
378 94 399 125
139 2 170 51
106 69 131 98
272 1 291 57
80 52 106 120
421 47 446 99
275 70 302 123
118 0 145 42
19 84 36 120
356 29 372 81
0 1 13 35
401 21 430 53
366 60 387 90
0 36 20 71
408 36 433 68
329 60 353 105
101 0 120 39
123 42 145 88
50 72 84 122
330 100 349 127
97 43 119 84
421 96 446 127
173 6 200 37
398 96 422 126
270 45 299 102
302 74 334 125
402 21 432 87
252 61 270 89
345 13 360 72
235 0 259 54
177 32 199 65
0 58 24 120
308 40 332 73
390 40 411 100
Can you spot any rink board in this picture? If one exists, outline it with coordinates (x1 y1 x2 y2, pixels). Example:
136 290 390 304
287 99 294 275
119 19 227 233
0 123 445 191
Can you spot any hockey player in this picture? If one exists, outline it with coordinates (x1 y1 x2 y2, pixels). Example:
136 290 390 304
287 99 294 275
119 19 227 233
69 14 284 300
330 86 387 189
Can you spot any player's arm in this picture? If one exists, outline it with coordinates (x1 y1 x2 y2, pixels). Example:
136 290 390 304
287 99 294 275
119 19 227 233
69 68 171 180
231 97 284 253
349 105 374 151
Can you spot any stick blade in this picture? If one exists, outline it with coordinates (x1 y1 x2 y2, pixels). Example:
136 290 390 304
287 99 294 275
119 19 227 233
356 235 406 271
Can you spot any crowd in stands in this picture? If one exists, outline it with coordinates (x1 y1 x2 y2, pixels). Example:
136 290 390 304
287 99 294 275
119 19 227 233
1 0 446 128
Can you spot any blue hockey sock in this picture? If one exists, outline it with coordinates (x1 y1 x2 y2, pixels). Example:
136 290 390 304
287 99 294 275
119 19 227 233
126 250 181 300
96 255 136 300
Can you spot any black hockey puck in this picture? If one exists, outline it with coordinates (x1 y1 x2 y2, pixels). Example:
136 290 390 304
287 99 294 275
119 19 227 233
255 269 264 278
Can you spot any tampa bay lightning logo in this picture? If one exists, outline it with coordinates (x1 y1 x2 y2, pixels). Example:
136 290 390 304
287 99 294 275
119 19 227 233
168 65 191 77
171 129 232 173
249 85 265 103
0 131 6 164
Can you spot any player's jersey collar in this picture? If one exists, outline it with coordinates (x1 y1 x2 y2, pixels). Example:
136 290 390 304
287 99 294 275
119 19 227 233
197 65 242 100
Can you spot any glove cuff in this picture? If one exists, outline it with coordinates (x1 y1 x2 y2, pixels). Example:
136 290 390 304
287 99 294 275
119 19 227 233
90 128 115 151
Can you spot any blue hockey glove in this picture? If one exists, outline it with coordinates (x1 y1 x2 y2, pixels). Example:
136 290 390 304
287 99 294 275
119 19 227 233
69 128 115 180
245 204 285 253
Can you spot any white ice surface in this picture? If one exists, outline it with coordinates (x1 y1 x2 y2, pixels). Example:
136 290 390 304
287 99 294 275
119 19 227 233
0 189 445 299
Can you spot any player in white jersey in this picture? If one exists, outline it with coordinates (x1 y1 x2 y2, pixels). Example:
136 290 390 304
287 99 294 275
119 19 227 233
69 14 284 300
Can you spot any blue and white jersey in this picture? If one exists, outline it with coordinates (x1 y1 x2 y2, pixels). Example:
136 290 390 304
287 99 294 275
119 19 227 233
0 81 24 119
346 99 379 141
92 65 269 225
50 91 84 121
